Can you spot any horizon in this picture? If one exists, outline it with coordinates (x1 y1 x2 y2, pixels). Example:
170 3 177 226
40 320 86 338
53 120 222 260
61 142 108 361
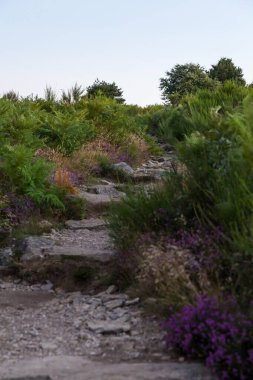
1 0 252 106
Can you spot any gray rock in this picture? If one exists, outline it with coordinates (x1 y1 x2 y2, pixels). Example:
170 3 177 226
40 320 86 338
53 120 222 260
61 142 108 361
40 281 54 291
104 299 124 310
80 192 123 210
17 228 115 263
125 298 140 306
65 218 106 231
0 356 216 379
113 162 134 175
16 236 53 261
40 342 58 351
87 320 131 334
0 247 13 266
105 285 117 294
2 377 51 380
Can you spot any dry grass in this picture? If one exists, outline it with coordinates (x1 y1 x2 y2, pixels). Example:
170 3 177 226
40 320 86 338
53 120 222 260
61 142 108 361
53 169 79 195
137 243 211 308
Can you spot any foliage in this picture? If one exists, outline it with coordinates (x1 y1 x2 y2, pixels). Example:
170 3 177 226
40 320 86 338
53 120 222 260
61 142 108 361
63 195 86 220
160 63 216 104
61 83 85 104
149 106 191 143
209 57 246 85
109 83 253 305
0 144 64 209
163 295 253 380
86 79 125 103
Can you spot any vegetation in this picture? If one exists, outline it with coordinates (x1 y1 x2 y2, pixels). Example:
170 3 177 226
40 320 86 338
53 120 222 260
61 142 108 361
1 58 252 379
159 57 246 104
108 73 253 379
0 86 159 234
86 79 125 103
209 57 246 85
160 63 215 105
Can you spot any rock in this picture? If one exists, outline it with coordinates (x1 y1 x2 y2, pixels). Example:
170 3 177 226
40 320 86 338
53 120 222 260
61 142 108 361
132 172 162 182
0 357 215 379
17 228 115 263
40 281 54 291
16 236 53 261
105 285 117 294
80 185 125 210
104 299 124 310
113 162 134 175
2 377 52 380
87 320 131 334
0 247 13 266
125 298 140 306
40 342 58 351
65 218 106 231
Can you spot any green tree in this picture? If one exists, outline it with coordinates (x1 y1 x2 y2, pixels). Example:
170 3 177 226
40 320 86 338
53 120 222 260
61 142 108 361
209 58 245 85
86 79 125 103
160 63 215 104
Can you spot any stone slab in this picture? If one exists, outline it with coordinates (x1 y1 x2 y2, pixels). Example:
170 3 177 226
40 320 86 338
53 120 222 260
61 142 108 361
65 218 107 231
0 356 216 380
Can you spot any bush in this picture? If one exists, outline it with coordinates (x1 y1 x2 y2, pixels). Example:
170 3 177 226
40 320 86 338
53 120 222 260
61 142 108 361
0 144 64 209
163 295 253 380
109 83 253 304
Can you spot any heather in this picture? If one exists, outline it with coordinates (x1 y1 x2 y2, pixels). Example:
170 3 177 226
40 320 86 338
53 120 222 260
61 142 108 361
163 296 253 380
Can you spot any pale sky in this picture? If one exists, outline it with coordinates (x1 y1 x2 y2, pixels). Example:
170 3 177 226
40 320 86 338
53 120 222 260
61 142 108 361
0 0 252 105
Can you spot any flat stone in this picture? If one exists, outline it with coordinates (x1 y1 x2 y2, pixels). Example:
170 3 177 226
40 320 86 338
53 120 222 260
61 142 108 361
2 377 51 380
65 218 106 231
125 298 140 306
79 185 125 210
80 191 125 211
87 320 131 334
0 356 216 379
18 229 114 263
104 299 124 309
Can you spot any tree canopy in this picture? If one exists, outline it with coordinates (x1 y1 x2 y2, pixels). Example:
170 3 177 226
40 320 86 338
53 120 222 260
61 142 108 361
86 79 125 103
209 57 245 85
159 63 215 104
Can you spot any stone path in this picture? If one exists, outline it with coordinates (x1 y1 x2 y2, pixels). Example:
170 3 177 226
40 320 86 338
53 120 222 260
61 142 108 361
0 155 215 379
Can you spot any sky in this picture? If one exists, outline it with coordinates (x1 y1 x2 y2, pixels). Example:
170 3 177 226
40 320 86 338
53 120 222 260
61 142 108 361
0 0 252 105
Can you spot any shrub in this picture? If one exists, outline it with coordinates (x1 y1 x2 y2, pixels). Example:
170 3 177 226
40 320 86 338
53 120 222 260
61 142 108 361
163 295 253 380
0 144 64 209
63 195 86 220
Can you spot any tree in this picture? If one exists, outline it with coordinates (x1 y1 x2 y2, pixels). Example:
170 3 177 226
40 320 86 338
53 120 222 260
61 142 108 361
209 58 245 85
86 79 125 103
160 63 215 104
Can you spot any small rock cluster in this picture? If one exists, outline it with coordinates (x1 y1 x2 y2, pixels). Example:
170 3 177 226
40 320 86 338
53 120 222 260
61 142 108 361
0 281 165 363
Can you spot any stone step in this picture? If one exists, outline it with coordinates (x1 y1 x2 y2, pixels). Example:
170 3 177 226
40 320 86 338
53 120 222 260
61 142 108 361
16 228 114 263
0 356 216 380
65 218 107 231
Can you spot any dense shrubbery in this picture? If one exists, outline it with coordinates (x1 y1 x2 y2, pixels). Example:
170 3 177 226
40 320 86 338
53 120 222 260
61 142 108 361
163 295 253 380
0 89 159 230
108 81 253 377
